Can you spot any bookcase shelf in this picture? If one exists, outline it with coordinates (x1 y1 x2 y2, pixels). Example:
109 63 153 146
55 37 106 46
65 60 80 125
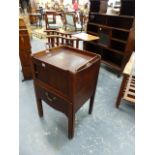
88 22 131 32
84 0 135 75
87 31 98 36
101 60 122 71
111 37 127 44
90 41 124 56
90 12 134 19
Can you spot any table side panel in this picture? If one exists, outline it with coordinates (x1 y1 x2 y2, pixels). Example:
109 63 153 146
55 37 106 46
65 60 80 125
74 57 101 112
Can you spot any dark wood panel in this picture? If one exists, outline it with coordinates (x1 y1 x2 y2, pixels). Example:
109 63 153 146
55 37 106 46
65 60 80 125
19 17 32 80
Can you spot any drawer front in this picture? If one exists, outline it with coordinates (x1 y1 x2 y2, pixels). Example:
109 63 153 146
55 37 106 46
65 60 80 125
37 86 69 116
33 60 71 97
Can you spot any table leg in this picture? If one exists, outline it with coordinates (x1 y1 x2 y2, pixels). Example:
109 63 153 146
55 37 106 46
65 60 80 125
89 94 95 114
36 97 43 117
76 40 79 48
31 63 44 117
68 108 75 139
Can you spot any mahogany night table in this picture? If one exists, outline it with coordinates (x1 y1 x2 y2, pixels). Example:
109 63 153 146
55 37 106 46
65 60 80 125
31 46 101 139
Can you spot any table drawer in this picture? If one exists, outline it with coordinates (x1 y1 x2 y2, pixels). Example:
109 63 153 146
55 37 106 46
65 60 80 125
37 86 69 116
33 60 71 97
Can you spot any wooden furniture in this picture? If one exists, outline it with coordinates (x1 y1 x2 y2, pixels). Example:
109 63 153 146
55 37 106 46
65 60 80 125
45 11 62 30
64 12 82 32
19 17 32 80
115 54 135 108
44 29 80 48
72 32 99 42
72 32 99 50
44 28 77 36
31 46 101 139
29 13 42 27
84 0 135 75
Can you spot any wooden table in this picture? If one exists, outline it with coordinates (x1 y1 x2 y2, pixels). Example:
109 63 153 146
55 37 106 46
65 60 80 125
72 32 99 41
72 33 99 50
31 46 101 139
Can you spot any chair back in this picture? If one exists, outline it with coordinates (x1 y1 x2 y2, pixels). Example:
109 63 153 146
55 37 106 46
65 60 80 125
45 11 56 29
44 30 79 49
64 12 78 31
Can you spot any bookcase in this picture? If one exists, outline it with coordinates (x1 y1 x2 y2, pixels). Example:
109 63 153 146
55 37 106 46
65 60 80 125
84 0 135 75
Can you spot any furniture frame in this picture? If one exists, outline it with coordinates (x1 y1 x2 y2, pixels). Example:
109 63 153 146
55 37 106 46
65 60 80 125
31 46 101 139
45 11 62 30
29 13 42 27
115 54 135 108
44 30 79 48
64 12 82 32
19 17 32 81
72 32 99 42
84 0 135 75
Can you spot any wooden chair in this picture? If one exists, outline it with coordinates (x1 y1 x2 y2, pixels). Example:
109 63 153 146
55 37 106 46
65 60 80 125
64 12 82 32
45 11 61 30
115 53 135 108
44 30 79 49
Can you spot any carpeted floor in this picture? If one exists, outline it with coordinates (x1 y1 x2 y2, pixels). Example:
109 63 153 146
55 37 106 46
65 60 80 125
19 38 135 155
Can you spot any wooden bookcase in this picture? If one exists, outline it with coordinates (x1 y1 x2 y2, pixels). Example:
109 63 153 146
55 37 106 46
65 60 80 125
84 0 135 75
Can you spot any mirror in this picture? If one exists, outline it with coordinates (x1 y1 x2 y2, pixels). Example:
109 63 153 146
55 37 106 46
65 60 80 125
107 0 121 15
99 0 121 15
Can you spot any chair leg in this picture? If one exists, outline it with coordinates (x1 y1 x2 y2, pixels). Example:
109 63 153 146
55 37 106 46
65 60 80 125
36 97 43 117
